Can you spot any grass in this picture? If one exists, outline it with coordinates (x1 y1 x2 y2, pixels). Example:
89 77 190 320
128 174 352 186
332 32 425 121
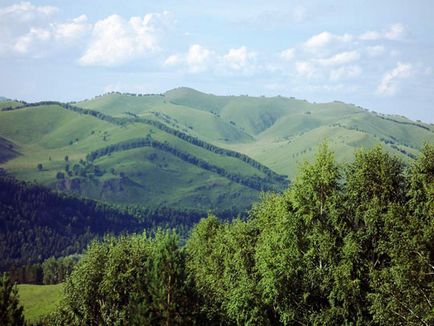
0 102 269 210
0 88 432 210
17 283 64 324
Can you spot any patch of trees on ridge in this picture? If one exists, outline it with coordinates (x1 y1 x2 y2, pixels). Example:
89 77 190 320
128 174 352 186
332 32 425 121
33 143 433 325
86 136 283 192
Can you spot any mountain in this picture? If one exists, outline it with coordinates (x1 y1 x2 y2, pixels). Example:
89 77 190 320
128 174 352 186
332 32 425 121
0 88 432 212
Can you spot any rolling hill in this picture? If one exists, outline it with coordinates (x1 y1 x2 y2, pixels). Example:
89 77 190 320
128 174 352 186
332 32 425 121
0 88 432 212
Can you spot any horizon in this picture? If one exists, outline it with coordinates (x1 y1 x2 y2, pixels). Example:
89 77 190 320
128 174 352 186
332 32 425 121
1 1 434 123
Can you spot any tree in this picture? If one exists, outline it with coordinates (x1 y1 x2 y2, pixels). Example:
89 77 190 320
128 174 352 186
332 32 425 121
0 273 25 326
56 172 65 179
56 231 196 325
37 163 43 171
369 144 434 325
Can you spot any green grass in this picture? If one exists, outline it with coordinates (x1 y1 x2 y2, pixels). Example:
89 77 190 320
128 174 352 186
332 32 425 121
0 102 271 210
0 88 432 211
17 283 63 324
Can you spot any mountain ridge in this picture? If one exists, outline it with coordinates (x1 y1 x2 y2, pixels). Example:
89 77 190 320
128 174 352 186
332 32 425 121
0 88 432 212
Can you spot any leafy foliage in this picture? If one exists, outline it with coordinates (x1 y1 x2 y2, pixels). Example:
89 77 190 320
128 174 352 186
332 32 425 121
0 273 25 326
5 144 434 325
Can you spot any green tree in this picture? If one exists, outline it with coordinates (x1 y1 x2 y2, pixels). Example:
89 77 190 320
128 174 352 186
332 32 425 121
0 273 25 326
56 231 196 325
369 144 434 325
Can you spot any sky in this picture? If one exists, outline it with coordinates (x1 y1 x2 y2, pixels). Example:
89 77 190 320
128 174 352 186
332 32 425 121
0 1 433 123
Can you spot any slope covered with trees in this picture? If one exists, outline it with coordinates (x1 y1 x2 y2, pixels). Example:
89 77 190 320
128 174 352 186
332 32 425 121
0 176 221 273
35 144 434 325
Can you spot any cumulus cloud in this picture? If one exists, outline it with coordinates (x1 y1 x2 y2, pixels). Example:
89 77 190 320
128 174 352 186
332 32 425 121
165 45 257 74
317 51 360 66
13 27 50 53
377 62 412 95
164 44 214 73
79 13 171 66
304 31 333 48
54 15 90 41
0 1 93 58
295 61 316 78
280 48 295 61
0 1 59 55
385 23 405 40
329 65 362 81
0 1 57 19
222 46 256 72
9 14 91 55
186 44 213 72
360 23 406 41
304 31 352 49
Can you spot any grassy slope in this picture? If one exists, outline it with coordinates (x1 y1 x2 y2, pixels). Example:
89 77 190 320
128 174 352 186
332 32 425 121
0 104 268 210
18 283 63 324
162 88 433 178
1 88 432 207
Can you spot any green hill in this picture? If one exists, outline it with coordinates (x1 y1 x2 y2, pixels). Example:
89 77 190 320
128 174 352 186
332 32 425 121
0 101 284 211
78 88 433 178
0 89 432 211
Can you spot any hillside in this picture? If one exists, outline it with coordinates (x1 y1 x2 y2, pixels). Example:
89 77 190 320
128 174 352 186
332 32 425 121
0 101 284 212
79 88 433 177
0 88 432 212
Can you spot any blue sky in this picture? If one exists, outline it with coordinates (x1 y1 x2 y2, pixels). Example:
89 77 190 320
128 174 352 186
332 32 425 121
1 1 433 123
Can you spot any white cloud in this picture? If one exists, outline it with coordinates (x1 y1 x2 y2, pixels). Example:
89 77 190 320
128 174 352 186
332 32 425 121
304 31 353 49
385 23 405 40
359 23 406 41
164 54 182 66
280 48 295 61
295 61 316 78
13 27 50 53
186 44 213 72
0 1 59 55
164 44 214 73
0 1 57 19
359 31 381 41
222 46 256 71
304 31 333 48
79 12 171 66
164 45 257 74
377 62 413 95
365 45 385 57
54 15 90 41
317 51 360 66
329 65 362 81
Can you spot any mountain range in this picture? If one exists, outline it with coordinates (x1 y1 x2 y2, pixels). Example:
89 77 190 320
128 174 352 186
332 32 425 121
0 87 432 212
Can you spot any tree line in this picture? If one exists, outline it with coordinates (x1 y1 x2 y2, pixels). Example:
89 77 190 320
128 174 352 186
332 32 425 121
86 136 283 192
6 143 430 325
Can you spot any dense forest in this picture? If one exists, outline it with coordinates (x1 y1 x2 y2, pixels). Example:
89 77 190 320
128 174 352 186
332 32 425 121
3 143 431 325
0 176 235 273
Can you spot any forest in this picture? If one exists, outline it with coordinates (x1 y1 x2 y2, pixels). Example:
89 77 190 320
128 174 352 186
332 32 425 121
0 175 230 273
2 143 432 325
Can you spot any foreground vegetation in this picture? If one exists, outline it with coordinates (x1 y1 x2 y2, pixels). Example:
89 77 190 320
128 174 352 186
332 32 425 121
17 284 63 324
4 143 427 325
